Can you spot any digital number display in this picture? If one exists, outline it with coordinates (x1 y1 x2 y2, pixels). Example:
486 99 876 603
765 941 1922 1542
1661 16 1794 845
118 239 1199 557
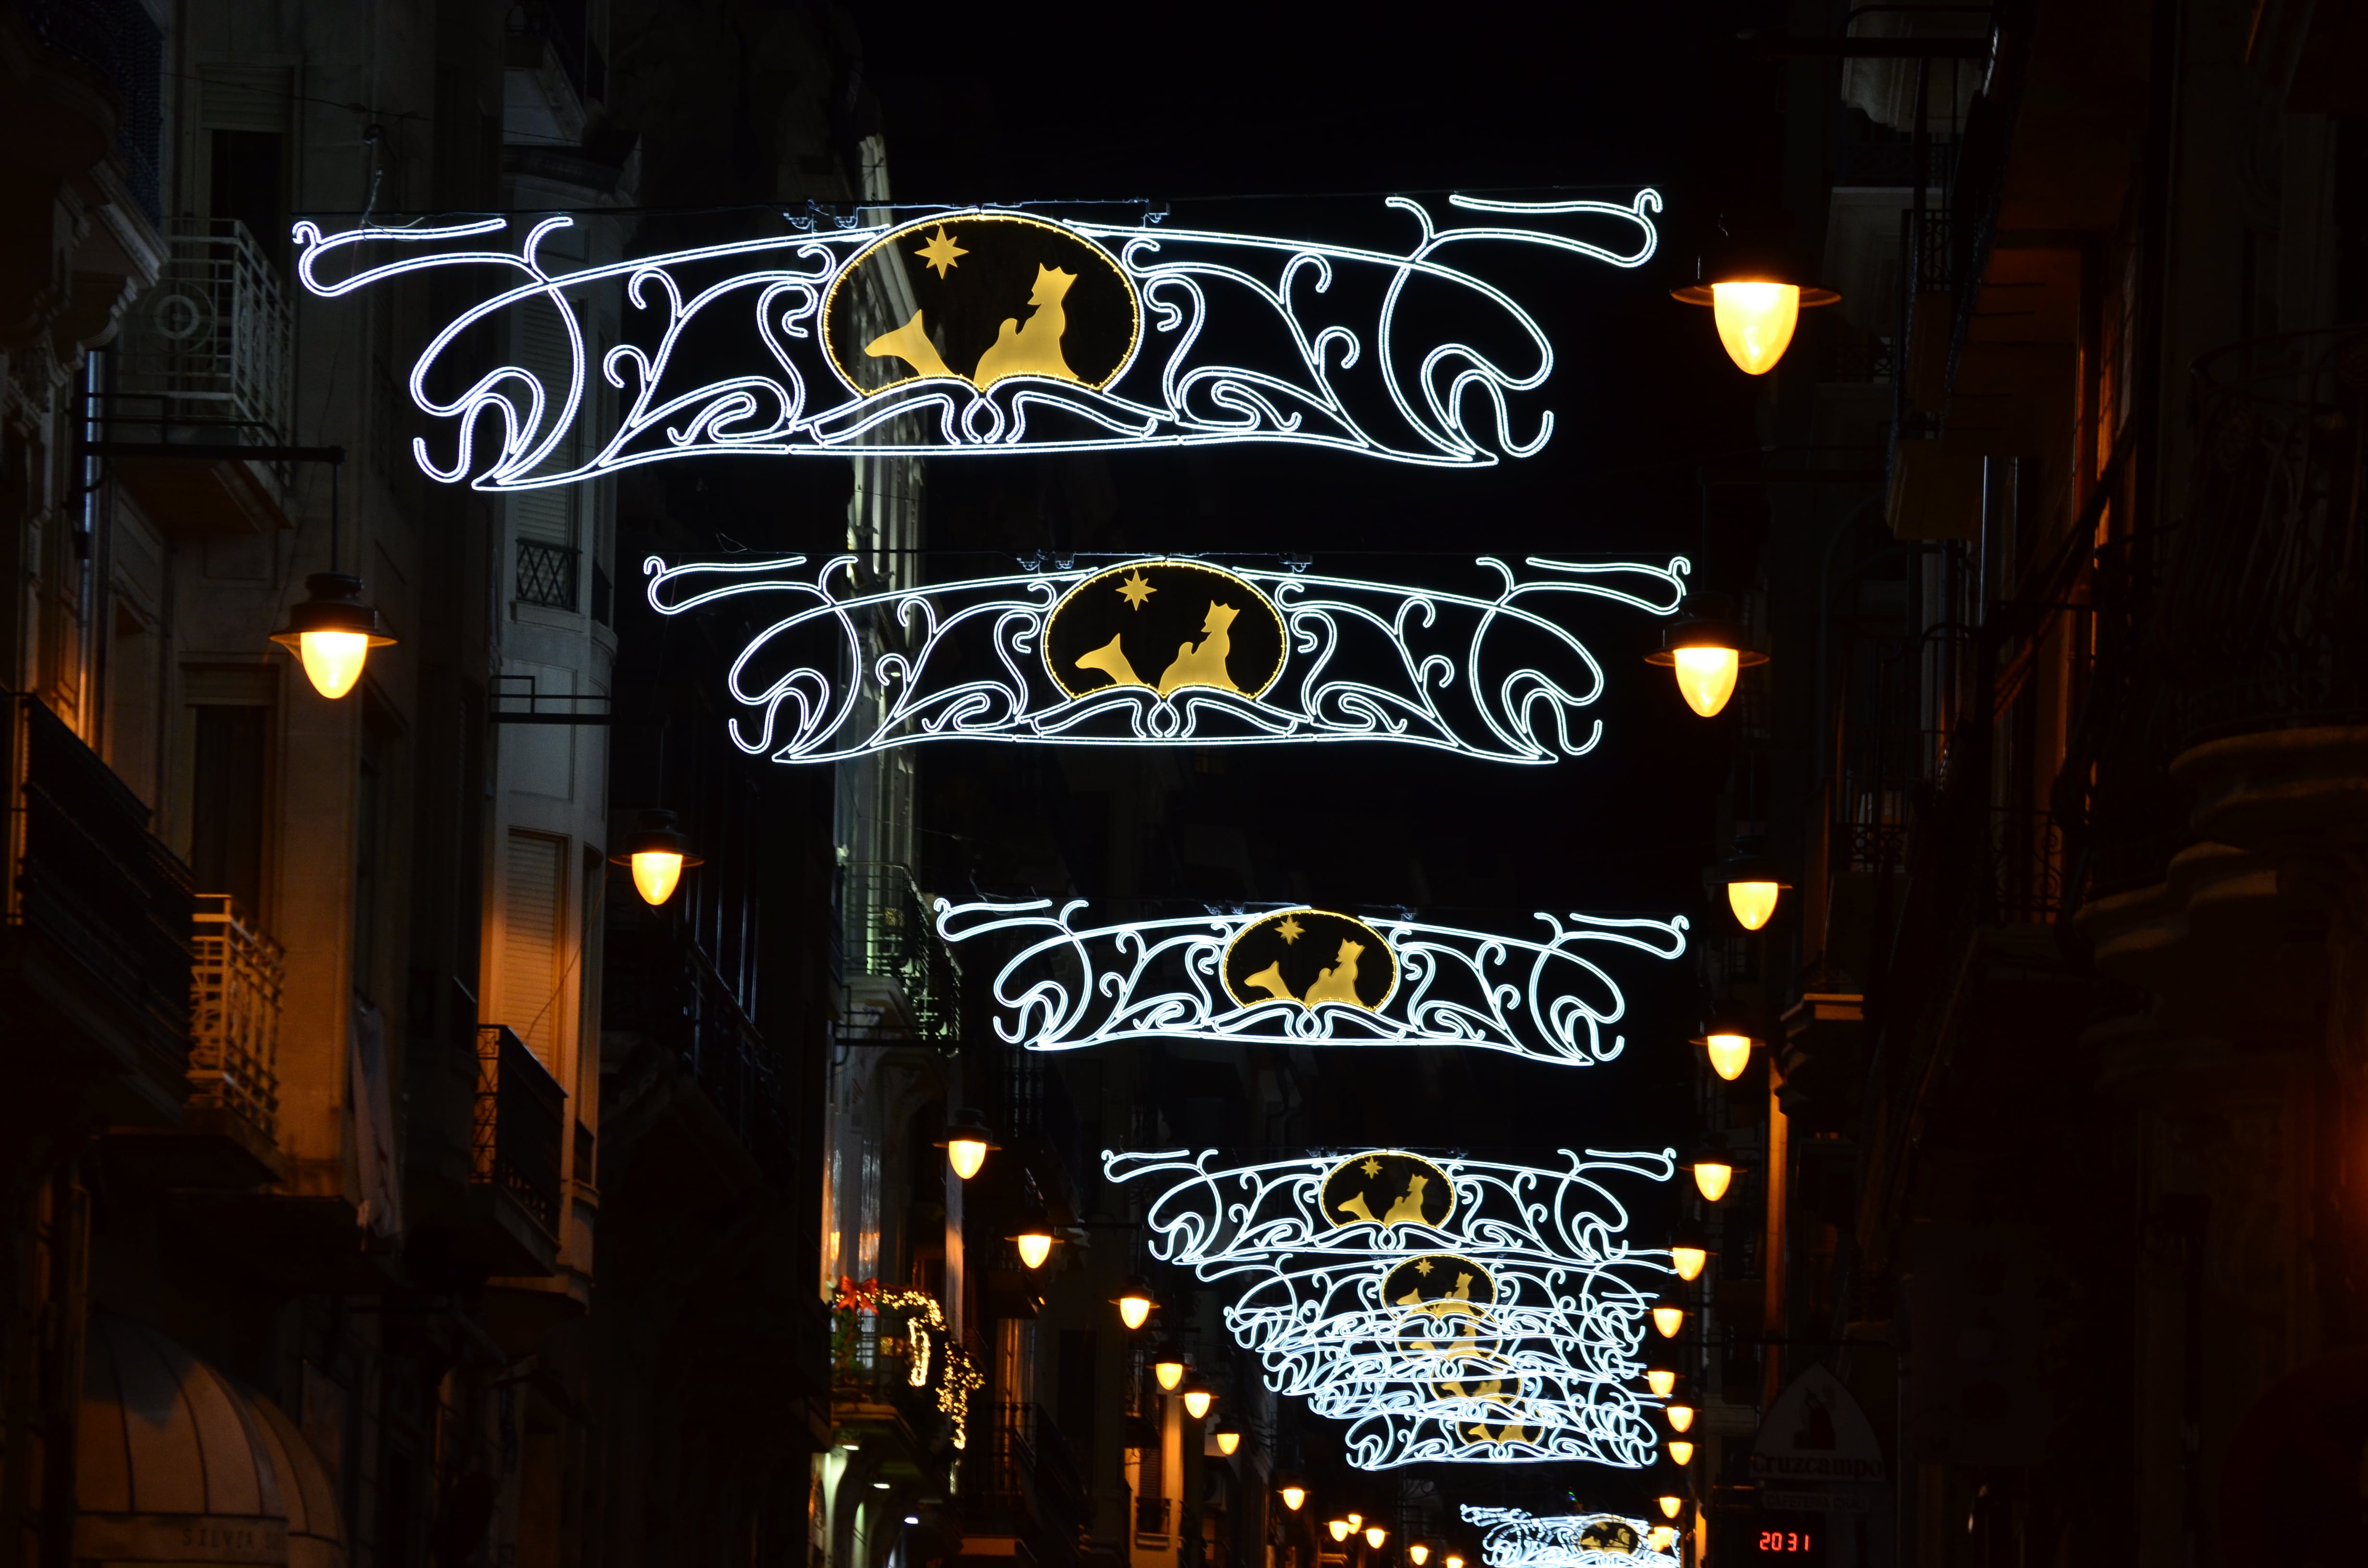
1756 1531 1814 1554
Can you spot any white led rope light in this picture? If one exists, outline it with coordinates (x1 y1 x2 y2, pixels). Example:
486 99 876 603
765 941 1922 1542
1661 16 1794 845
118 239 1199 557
291 194 1659 479
938 899 1687 1066
643 553 1687 765
1104 1147 1677 1468
1460 1508 1680 1568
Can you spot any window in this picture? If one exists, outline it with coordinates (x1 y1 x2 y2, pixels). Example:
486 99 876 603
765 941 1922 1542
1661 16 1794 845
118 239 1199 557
191 704 267 919
500 831 568 1069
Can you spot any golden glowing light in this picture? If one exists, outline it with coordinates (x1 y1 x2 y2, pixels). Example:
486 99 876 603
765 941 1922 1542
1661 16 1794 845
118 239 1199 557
1652 1306 1684 1338
1727 880 1781 931
1154 1358 1186 1392
947 1138 988 1181
1347 1516 1364 1531
1329 1522 1354 1544
1215 1427 1241 1456
629 850 685 906
1668 1439 1696 1466
1648 1526 1679 1554
1015 1231 1054 1270
1710 281 1802 375
1672 1245 1708 1282
1410 1546 1431 1566
1706 1030 1754 1080
1694 1161 1735 1203
1671 644 1741 718
1657 1496 1684 1521
1666 1403 1696 1433
1646 1368 1677 1398
1281 1486 1307 1513
297 631 372 700
1182 1385 1214 1420
1365 1528 1388 1550
1447 1556 1467 1568
1116 1288 1154 1331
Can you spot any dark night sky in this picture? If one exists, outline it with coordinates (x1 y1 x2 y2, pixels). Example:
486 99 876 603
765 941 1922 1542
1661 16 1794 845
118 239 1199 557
847 0 1785 1498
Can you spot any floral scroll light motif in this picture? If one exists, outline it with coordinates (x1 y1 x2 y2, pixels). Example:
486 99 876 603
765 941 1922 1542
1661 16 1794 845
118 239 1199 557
643 553 1689 766
291 193 1662 479
1104 1148 1679 1468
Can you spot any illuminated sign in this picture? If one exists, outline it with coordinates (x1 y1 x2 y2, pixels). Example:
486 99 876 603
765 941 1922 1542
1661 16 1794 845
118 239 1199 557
644 553 1686 764
292 194 1661 479
940 898 1686 1066
1105 1147 1677 1468
1460 1508 1681 1568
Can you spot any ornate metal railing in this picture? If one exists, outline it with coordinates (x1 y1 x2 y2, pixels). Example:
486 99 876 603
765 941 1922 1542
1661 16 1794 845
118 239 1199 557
516 540 580 610
836 860 960 1041
972 1402 1086 1563
603 920 791 1183
188 894 280 1136
4 692 192 1054
2159 326 2368 741
473 1025 566 1234
113 220 293 448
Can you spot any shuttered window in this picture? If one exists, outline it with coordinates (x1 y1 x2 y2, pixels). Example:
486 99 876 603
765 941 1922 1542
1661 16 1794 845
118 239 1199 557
501 831 567 1068
511 308 578 548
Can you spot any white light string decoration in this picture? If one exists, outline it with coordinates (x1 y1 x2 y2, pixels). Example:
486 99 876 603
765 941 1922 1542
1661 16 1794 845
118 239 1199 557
643 553 1688 764
291 194 1660 478
1460 1507 1681 1568
938 899 1687 1067
1104 1147 1677 1468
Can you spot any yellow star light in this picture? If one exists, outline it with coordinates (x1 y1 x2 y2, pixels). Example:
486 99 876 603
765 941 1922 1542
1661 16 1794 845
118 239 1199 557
1361 1157 1382 1178
1276 914 1305 944
913 226 968 279
1415 1258 1434 1276
1117 570 1156 610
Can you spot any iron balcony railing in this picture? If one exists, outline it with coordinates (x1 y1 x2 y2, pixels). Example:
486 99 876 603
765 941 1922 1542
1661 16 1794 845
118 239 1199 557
4 692 193 1055
603 919 791 1185
189 894 280 1138
837 860 961 1041
515 540 580 610
974 1401 1088 1552
113 220 294 451
473 1025 567 1235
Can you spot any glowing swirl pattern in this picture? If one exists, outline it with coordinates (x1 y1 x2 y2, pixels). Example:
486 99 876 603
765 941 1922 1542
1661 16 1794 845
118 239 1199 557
938 900 1687 1066
290 195 1660 478
1104 1148 1676 1468
1460 1509 1680 1568
642 554 1687 765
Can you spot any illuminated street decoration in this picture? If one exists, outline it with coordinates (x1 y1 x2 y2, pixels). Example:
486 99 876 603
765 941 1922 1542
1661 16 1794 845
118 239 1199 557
644 554 1687 764
830 1277 981 1449
1104 1147 1677 1468
292 194 1661 478
942 898 1686 1066
1459 1507 1680 1568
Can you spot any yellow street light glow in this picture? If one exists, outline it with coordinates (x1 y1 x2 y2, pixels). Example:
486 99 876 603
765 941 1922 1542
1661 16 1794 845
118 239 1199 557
629 850 685 906
1693 1160 1735 1203
1365 1528 1388 1551
1657 1496 1684 1521
1646 1368 1677 1398
1648 1526 1679 1554
937 1110 996 1181
271 574 395 700
1666 1403 1696 1433
1710 281 1802 375
1671 645 1741 718
1153 1356 1186 1392
1447 1557 1467 1568
1727 880 1782 931
1181 1383 1214 1420
1410 1546 1431 1566
1280 1486 1307 1512
1347 1516 1363 1531
298 632 373 700
1651 1305 1684 1338
1329 1522 1354 1544
1114 1282 1156 1330
612 811 704 907
1014 1230 1054 1270
1668 1439 1695 1465
1671 1245 1708 1282
1707 1029 1754 1078
1214 1422 1242 1456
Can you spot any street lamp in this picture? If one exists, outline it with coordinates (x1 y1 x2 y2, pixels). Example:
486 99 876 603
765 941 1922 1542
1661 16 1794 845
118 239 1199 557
609 810 703 906
1329 1522 1354 1545
1665 1403 1696 1433
1012 1226 1055 1271
936 1110 997 1181
1668 1439 1696 1466
1711 836 1791 932
1113 1279 1158 1331
271 573 396 699
1409 1546 1431 1566
1181 1378 1215 1421
1213 1418 1243 1456
1689 1144 1737 1203
1692 999 1765 1081
1365 1528 1388 1551
1672 230 1840 376
1648 1526 1680 1555
1656 1496 1685 1521
1670 1240 1710 1282
1279 1482 1308 1512
1651 1304 1684 1338
1645 594 1765 718
1153 1353 1187 1392
1645 1367 1677 1398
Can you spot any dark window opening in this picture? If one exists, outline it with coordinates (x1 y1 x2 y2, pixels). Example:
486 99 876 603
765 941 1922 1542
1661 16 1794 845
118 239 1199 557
191 704 266 918
209 128 287 269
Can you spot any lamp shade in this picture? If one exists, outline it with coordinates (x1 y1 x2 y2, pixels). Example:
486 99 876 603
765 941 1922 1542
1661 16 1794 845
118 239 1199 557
1213 1419 1242 1456
608 810 704 906
1657 1496 1684 1521
1409 1546 1431 1566
1672 237 1841 376
1668 1439 1696 1465
1278 1481 1307 1512
1113 1279 1158 1331
269 574 396 699
1646 1367 1677 1398
1365 1528 1388 1550
1710 836 1792 931
1181 1381 1214 1420
935 1110 997 1180
1153 1355 1187 1392
1651 1304 1685 1338
1013 1230 1054 1270
1670 1243 1710 1282
1691 999 1766 1082
1329 1522 1354 1544
1644 594 1767 718
1666 1403 1696 1433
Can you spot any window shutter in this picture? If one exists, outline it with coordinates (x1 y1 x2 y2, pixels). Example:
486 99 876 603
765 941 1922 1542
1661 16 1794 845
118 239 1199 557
511 308 578 546
501 831 567 1067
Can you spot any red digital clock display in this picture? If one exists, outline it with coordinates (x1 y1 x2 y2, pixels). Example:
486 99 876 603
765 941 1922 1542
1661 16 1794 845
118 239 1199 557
1756 1531 1813 1554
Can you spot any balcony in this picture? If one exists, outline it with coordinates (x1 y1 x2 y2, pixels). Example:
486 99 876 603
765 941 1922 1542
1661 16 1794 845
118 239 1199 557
837 860 961 1042
967 1402 1089 1568
603 921 792 1186
106 220 296 536
1 692 193 1125
828 1298 960 1461
471 1025 567 1274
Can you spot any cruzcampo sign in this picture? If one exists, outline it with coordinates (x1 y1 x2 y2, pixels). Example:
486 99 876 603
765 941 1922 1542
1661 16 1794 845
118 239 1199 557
1750 1364 1887 1492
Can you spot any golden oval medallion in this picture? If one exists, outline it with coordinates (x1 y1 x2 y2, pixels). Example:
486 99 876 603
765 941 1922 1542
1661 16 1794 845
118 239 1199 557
1317 1150 1454 1231
823 213 1139 394
1220 906 1397 1013
1045 560 1287 702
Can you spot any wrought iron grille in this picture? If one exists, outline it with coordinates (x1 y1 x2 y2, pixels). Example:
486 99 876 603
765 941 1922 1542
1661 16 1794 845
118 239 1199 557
837 860 961 1041
473 1025 566 1234
516 540 580 610
189 894 280 1137
114 220 293 446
